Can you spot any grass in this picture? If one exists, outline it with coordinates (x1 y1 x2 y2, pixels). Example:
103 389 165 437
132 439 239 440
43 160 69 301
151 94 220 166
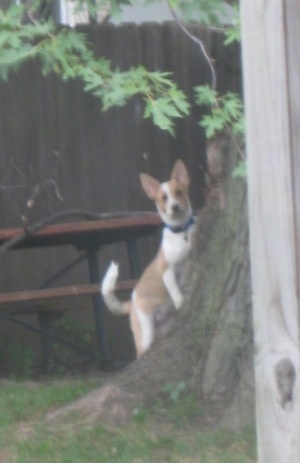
0 376 256 463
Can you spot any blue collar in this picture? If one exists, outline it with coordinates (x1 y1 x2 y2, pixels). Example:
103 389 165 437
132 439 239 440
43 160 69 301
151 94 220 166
164 216 195 234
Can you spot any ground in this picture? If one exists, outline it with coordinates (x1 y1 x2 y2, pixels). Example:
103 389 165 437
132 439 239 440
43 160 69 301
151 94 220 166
0 372 256 463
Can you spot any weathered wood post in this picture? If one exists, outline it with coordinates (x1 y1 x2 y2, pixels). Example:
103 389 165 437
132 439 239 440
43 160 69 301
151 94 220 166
241 0 300 461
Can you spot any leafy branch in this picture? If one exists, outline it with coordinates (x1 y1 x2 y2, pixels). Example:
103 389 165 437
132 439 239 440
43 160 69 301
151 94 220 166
168 0 228 25
195 85 244 138
194 85 246 175
0 0 244 143
82 67 190 135
167 0 245 167
224 5 241 45
0 3 190 135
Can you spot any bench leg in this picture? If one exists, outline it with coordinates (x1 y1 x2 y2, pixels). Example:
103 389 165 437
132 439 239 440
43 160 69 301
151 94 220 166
38 312 56 369
2 312 96 369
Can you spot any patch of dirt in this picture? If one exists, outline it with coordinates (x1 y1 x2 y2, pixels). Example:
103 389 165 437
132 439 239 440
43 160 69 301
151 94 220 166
0 449 15 463
45 383 141 429
15 421 35 441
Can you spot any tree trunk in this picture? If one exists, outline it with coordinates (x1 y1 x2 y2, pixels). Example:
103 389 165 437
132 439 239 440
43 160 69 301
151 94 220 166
47 144 254 430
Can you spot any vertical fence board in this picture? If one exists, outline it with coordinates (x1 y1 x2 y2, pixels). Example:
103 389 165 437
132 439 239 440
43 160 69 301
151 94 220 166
241 0 300 461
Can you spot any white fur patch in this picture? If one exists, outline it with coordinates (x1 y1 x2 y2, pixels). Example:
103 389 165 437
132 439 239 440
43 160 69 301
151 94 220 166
101 261 119 294
162 224 195 265
134 304 154 353
101 261 126 315
161 182 176 216
162 267 184 309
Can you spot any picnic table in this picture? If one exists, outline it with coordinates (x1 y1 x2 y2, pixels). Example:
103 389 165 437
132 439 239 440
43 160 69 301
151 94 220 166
0 213 162 368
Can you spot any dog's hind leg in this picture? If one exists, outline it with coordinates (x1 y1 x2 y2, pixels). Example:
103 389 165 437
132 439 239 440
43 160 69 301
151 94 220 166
130 302 154 358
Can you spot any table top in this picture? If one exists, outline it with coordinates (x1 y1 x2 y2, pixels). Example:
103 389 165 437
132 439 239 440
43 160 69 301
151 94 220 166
0 214 162 250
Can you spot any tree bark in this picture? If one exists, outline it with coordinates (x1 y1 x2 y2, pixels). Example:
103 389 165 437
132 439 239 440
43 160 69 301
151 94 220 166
47 146 254 430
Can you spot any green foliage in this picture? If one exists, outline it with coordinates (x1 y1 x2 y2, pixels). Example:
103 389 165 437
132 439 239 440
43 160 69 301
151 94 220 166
161 380 186 402
169 0 227 25
157 381 201 422
0 0 243 139
132 405 149 423
144 82 190 135
224 5 241 45
81 0 132 20
232 160 247 178
195 85 245 138
195 83 246 177
0 5 53 79
83 66 190 130
0 2 190 135
82 65 190 134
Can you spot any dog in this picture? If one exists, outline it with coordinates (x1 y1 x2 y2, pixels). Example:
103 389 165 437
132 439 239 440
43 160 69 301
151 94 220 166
101 159 196 358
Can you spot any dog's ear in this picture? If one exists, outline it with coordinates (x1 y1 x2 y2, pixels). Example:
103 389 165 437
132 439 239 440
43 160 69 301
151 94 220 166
140 173 160 200
171 159 190 188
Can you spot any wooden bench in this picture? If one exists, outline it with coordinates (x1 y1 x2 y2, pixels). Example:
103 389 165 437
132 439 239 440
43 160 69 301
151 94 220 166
0 279 136 307
0 214 162 368
0 279 137 368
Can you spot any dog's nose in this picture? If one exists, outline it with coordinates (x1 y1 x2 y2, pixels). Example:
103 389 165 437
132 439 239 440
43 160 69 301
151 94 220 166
172 204 181 214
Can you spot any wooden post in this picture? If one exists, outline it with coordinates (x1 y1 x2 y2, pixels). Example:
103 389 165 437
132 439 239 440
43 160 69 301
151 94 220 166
241 0 300 461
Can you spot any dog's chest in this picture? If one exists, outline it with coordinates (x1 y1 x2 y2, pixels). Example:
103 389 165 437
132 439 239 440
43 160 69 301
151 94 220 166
162 226 194 265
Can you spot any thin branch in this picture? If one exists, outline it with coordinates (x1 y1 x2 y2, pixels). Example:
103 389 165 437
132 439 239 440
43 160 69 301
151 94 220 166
0 183 29 191
222 120 246 160
8 160 30 185
167 1 245 160
44 179 64 202
167 1 217 91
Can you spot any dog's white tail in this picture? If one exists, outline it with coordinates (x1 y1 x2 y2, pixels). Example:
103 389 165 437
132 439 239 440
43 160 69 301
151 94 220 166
101 262 131 315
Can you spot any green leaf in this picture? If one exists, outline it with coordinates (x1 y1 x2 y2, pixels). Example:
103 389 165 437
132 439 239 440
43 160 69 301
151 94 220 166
0 44 37 79
232 114 245 136
196 86 245 139
222 93 243 119
224 5 241 46
161 381 186 402
169 88 190 115
200 113 225 138
194 85 217 106
144 99 175 135
232 160 247 178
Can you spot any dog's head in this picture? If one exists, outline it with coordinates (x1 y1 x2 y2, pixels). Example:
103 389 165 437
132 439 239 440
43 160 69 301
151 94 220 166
140 160 192 227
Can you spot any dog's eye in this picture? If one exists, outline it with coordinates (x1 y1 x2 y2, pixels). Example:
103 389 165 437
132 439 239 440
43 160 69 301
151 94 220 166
175 189 183 197
161 194 167 202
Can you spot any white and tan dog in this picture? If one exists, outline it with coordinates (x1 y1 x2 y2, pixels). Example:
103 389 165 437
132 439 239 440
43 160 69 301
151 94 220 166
101 160 196 358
